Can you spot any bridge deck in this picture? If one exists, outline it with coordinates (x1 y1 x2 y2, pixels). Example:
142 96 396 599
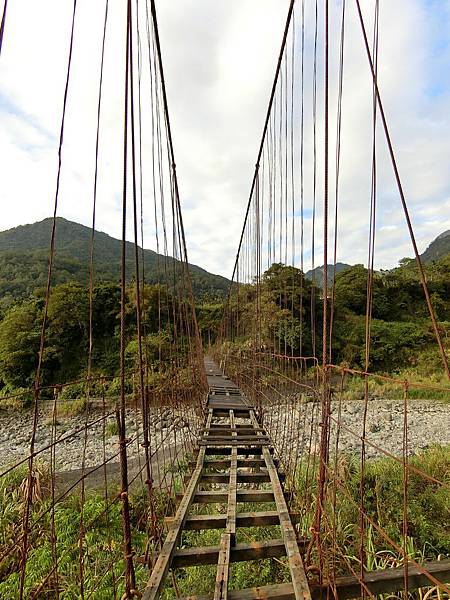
142 358 311 600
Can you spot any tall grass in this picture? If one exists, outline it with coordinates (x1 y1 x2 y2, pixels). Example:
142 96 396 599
291 445 450 597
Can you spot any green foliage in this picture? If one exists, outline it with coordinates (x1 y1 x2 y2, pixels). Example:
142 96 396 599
292 446 450 578
0 468 149 599
0 217 230 302
0 279 195 395
125 330 173 369
0 300 41 390
224 264 316 357
332 315 434 371
219 259 450 376
57 397 87 417
105 420 119 437
196 302 224 345
355 446 450 556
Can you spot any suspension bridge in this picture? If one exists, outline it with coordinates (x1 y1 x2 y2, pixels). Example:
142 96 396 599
0 0 449 599
143 357 311 599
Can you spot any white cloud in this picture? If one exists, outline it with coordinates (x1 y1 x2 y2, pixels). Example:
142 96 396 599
1 0 450 278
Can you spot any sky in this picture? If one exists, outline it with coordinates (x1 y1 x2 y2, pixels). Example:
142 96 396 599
1 0 450 278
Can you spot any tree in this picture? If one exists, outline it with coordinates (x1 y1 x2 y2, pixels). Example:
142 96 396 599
0 300 42 389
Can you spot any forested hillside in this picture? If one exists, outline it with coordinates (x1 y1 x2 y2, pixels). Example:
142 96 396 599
0 217 230 306
1 221 450 399
420 229 450 263
305 262 351 286
216 253 450 377
0 281 195 399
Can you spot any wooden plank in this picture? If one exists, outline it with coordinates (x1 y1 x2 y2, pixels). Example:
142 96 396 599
172 538 288 568
200 472 268 483
199 440 269 447
181 511 301 530
200 472 279 483
250 410 311 600
197 458 271 469
212 410 250 418
181 559 450 598
209 394 243 399
200 435 269 442
181 582 295 600
214 533 231 600
209 401 244 407
182 490 277 504
310 559 450 599
203 427 266 434
205 447 273 456
209 388 240 393
227 410 238 542
210 424 263 430
142 409 213 600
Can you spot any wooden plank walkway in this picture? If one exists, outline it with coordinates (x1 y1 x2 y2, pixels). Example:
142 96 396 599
142 358 312 600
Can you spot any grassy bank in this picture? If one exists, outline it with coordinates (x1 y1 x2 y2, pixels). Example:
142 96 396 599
1 447 448 598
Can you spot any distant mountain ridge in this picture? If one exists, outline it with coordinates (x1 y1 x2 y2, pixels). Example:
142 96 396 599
420 229 450 263
1 220 449 304
0 217 230 301
304 230 450 285
305 262 352 286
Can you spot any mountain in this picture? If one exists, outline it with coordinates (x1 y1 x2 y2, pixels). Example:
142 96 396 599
305 229 450 284
0 218 230 301
305 262 352 287
420 230 450 263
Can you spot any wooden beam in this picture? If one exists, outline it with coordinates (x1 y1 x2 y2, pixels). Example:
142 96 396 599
213 409 238 599
210 424 263 430
214 533 231 600
227 410 238 543
172 538 288 568
200 472 276 484
199 441 270 447
182 490 277 504
179 560 450 598
204 447 273 456
250 410 311 600
203 427 266 434
200 436 270 443
142 410 213 600
179 511 301 530
212 409 250 418
310 559 450 599
196 458 272 469
180 582 295 600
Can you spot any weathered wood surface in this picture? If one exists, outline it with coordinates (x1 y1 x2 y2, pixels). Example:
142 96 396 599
179 559 450 599
181 489 276 504
142 410 213 600
144 359 312 599
192 458 275 469
204 446 272 455
170 511 301 530
250 410 311 600
214 533 231 600
199 472 273 483
172 539 289 568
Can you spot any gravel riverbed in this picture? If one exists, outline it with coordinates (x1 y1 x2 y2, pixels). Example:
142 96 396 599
0 406 196 473
267 397 450 460
0 398 448 474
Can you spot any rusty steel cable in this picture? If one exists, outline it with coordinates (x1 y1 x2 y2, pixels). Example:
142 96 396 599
4 1 450 597
19 3 78 597
0 0 8 55
216 2 450 596
354 0 450 381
